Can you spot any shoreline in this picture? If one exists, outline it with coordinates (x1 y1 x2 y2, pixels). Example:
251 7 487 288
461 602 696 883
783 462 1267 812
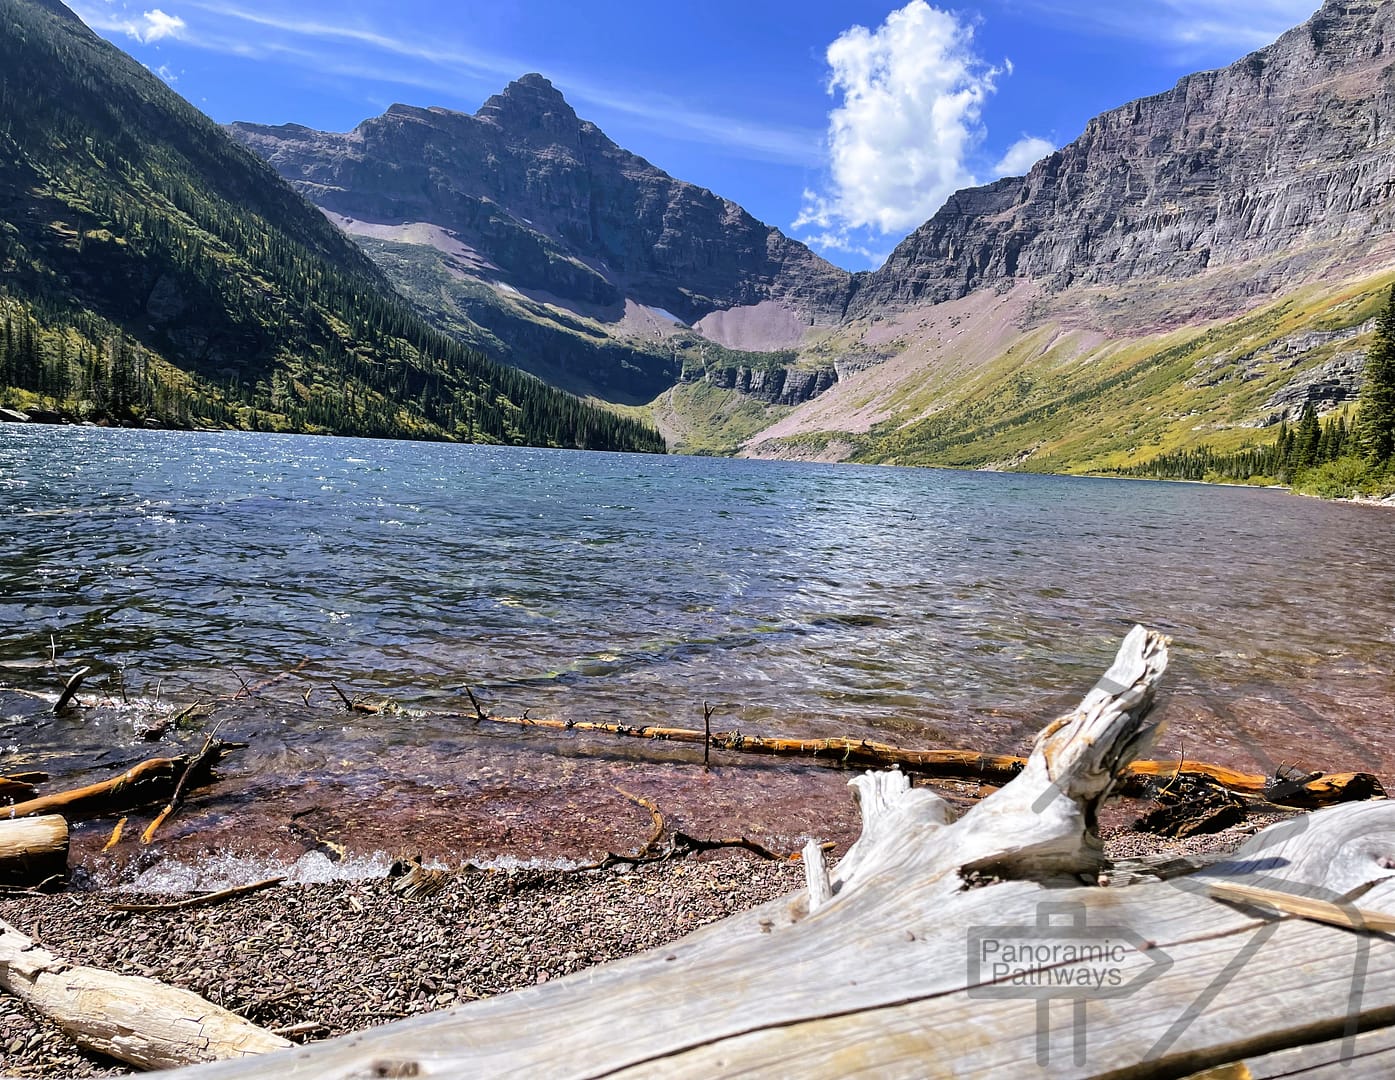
0 815 1271 1078
6 417 1392 507
1062 468 1395 508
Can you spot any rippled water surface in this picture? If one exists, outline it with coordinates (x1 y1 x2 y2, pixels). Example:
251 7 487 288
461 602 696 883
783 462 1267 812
2 427 1393 870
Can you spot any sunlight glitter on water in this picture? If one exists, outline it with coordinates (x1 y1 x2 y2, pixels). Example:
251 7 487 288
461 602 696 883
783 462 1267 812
3 426 1394 871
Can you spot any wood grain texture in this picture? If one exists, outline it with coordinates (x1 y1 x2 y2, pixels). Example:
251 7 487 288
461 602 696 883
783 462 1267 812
0 918 290 1069
143 628 1395 1079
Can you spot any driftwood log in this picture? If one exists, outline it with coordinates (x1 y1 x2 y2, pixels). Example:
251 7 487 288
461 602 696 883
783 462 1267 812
425 706 1383 809
0 815 67 887
150 626 1395 1078
0 918 290 1069
3 742 238 823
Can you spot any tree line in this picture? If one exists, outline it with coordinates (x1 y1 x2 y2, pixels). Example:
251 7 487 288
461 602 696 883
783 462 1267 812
0 0 665 453
1118 286 1395 495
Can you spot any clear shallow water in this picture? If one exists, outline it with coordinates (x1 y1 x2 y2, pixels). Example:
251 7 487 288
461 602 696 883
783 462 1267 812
1 426 1393 869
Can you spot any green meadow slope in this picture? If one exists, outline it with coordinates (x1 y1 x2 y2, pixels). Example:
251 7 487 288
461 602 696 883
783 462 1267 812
741 272 1391 478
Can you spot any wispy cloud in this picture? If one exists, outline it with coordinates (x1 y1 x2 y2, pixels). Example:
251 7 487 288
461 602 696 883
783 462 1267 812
1016 0 1320 52
73 0 821 166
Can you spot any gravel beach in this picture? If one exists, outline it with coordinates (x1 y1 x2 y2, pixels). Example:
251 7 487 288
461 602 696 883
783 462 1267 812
0 804 1280 1079
0 855 805 1077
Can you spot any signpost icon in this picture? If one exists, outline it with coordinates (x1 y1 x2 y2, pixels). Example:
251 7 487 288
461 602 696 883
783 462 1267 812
968 901 1174 1066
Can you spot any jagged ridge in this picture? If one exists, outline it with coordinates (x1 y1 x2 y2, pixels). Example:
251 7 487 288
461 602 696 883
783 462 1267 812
0 0 664 451
230 76 853 326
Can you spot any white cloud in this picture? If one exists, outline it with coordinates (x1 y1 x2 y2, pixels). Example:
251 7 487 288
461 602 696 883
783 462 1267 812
137 9 186 43
794 2 1001 249
994 136 1055 176
76 3 187 45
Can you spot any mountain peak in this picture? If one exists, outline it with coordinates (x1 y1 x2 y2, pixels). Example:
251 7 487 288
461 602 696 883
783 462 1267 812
478 73 578 128
510 72 563 98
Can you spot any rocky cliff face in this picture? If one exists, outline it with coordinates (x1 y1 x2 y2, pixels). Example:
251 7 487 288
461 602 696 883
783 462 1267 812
690 364 839 406
850 0 1395 316
230 76 853 328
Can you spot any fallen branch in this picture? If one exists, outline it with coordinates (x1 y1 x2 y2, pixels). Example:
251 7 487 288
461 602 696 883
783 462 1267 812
103 817 127 851
574 789 793 872
0 917 290 1069
434 709 1385 809
3 772 48 785
141 727 226 845
108 876 285 914
3 741 242 823
0 776 41 804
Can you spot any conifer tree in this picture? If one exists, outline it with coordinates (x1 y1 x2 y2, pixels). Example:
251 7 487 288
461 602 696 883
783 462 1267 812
1296 402 1322 469
1358 285 1395 465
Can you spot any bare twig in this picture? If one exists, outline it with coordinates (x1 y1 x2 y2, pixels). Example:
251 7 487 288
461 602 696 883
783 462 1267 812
617 788 665 852
0 874 64 896
574 791 792 873
53 666 91 714
463 684 487 722
140 722 228 845
1157 739 1188 801
230 669 254 701
108 876 285 913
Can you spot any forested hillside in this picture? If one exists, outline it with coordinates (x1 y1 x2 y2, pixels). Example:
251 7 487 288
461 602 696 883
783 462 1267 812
0 0 663 451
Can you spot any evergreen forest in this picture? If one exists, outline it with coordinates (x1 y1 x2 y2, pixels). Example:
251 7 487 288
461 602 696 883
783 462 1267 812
0 0 664 452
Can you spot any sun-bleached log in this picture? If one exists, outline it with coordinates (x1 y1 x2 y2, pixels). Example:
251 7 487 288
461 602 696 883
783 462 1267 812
144 628 1395 1079
0 918 289 1070
0 815 68 886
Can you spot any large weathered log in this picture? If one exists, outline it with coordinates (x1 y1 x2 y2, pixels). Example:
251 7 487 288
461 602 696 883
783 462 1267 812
0 815 68 887
3 742 238 823
157 628 1395 1079
0 918 290 1069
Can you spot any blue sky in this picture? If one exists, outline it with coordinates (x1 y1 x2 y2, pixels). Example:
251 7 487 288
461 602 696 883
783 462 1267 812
70 0 1321 270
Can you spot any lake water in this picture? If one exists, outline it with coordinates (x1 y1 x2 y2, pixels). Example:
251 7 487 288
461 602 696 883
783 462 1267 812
2 427 1393 880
